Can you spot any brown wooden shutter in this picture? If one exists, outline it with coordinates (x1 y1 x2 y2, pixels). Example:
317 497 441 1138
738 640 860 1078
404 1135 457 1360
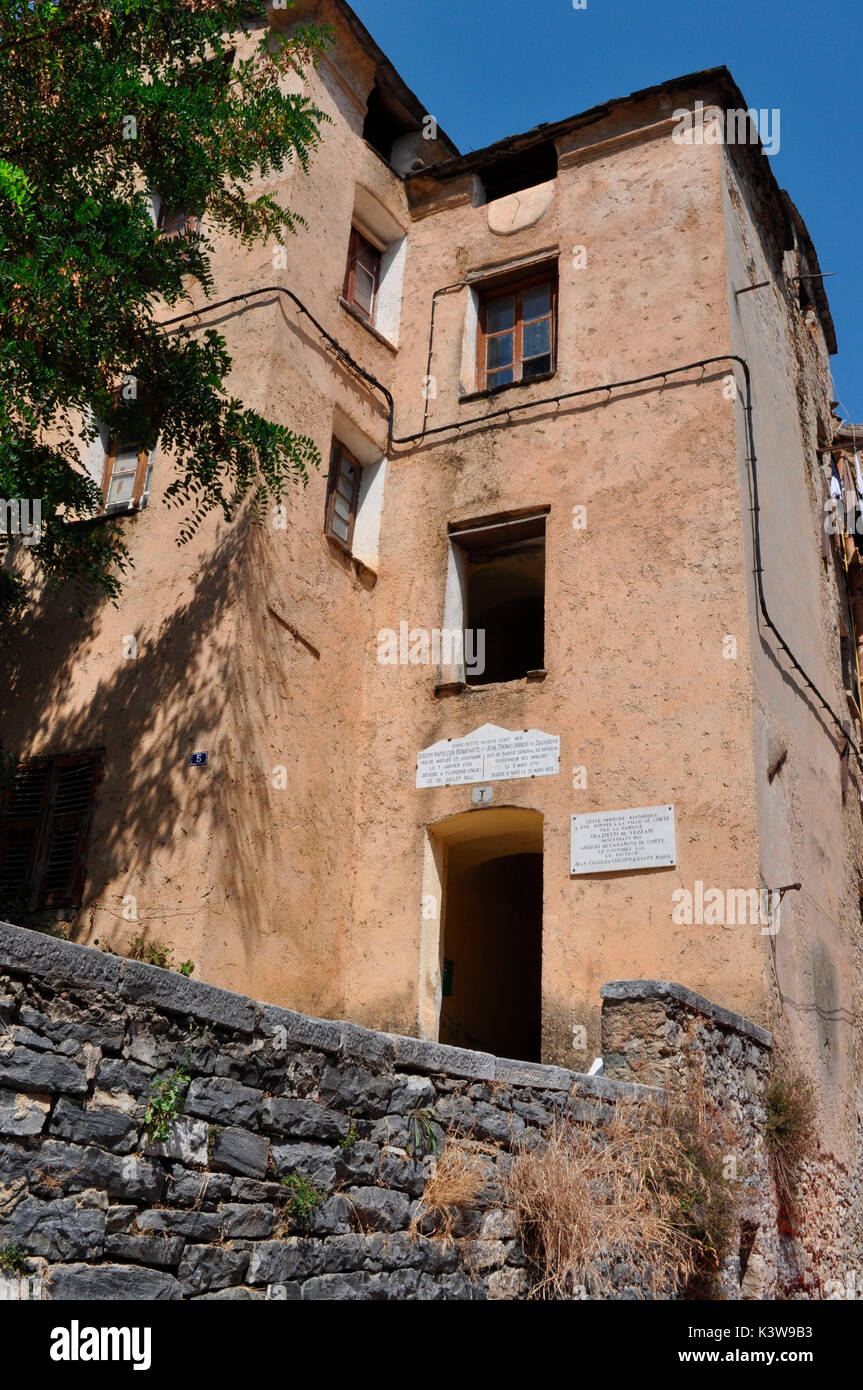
102 439 153 512
0 751 102 909
0 760 52 906
157 205 202 239
40 755 102 908
343 226 359 301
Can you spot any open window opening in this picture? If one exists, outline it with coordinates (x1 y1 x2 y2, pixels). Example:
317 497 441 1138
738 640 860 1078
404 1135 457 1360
343 227 381 323
447 512 547 686
429 807 543 1062
362 82 417 165
341 188 407 345
480 141 558 204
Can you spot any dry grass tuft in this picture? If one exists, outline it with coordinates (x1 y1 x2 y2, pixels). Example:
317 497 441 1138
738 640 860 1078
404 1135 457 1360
764 1068 816 1220
409 1143 489 1243
503 1103 696 1299
665 1076 741 1298
503 1089 739 1300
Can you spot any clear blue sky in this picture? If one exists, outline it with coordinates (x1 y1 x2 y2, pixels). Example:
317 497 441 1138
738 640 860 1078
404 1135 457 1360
353 0 862 421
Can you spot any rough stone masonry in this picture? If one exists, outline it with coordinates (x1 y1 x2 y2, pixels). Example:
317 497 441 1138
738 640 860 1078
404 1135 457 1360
0 918 840 1301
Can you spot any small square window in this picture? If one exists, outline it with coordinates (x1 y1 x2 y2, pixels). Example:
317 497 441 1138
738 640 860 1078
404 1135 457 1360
343 227 382 322
477 273 556 391
325 442 362 551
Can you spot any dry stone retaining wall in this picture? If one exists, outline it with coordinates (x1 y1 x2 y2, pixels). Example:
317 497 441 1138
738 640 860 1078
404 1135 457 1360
601 980 863 1299
0 920 832 1301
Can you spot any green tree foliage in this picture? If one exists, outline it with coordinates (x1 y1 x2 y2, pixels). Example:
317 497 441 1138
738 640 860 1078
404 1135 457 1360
0 0 330 616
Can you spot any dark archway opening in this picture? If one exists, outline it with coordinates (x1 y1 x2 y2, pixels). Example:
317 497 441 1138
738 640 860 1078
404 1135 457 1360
439 845 542 1061
480 142 558 203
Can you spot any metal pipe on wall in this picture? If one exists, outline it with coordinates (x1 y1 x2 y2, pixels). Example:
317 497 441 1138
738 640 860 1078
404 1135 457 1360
160 285 862 772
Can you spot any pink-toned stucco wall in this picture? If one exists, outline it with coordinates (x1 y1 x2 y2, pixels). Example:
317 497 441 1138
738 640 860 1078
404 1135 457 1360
1 9 857 1117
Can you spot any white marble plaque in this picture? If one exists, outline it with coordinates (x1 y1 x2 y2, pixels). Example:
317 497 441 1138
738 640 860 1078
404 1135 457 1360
416 723 560 789
570 804 676 875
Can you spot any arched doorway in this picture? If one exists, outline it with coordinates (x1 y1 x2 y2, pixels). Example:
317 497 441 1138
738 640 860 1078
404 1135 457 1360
426 808 543 1061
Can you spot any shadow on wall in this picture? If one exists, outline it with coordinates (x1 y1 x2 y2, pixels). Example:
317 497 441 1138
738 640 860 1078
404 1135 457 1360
0 510 272 963
0 297 393 1009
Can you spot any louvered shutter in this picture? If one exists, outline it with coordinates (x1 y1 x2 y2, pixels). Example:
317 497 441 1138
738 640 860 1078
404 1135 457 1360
41 756 101 907
0 752 101 909
0 761 52 905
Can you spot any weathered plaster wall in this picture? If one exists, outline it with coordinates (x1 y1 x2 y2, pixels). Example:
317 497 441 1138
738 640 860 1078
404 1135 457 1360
0 6 856 1116
0 14 410 1016
721 138 863 1169
349 94 764 1061
183 19 409 1013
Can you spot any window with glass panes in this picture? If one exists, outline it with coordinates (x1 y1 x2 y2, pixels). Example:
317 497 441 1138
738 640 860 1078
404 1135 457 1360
343 227 382 322
478 275 556 390
325 443 361 549
101 438 154 513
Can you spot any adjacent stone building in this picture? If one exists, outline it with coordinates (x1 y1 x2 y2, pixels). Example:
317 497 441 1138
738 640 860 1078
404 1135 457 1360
1 0 861 1201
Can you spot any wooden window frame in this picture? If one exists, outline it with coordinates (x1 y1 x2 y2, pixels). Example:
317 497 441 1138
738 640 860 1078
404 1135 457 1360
343 226 382 323
0 750 104 910
476 271 557 392
156 205 202 240
324 441 362 552
100 438 154 514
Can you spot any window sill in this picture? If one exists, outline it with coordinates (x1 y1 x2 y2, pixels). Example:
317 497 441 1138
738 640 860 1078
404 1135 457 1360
65 504 144 533
434 669 548 697
325 533 378 587
104 501 146 518
459 371 556 405
338 297 398 353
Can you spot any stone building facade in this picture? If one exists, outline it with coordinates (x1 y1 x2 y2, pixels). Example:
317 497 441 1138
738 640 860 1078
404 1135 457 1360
1 0 861 1205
